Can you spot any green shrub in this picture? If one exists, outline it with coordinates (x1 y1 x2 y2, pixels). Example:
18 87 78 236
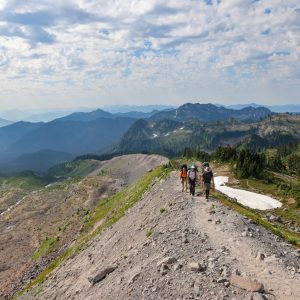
32 236 60 260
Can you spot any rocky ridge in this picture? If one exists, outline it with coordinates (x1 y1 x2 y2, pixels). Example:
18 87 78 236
19 172 300 300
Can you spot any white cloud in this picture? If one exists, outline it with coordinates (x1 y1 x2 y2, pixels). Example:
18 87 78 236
0 0 299 109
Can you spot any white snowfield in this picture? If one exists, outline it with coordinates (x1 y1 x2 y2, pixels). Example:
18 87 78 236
214 176 282 210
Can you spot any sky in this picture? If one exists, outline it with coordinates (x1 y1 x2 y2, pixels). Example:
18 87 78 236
0 0 299 110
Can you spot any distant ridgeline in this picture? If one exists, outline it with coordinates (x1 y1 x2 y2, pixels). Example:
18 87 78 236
0 113 137 173
116 104 300 156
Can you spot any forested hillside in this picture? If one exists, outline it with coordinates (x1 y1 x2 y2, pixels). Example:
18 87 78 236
117 114 300 156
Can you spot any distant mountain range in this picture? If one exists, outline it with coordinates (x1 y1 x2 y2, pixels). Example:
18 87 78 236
1 103 299 123
0 116 136 173
227 103 300 113
0 107 164 123
150 103 271 122
0 102 298 173
0 107 173 172
53 108 159 122
102 104 175 113
0 108 85 122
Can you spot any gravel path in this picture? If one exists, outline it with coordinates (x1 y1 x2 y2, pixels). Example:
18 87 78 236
20 172 300 300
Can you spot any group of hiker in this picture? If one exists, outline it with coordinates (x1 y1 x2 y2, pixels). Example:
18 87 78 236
179 162 215 199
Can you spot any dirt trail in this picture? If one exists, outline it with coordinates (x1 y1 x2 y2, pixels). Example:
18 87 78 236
19 172 300 300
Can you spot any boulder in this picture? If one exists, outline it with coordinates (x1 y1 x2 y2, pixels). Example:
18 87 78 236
88 266 116 285
189 262 206 272
160 264 170 275
256 252 265 261
189 262 200 271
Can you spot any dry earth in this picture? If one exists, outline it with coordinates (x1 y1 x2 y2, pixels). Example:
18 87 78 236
0 154 168 298
88 154 169 185
20 171 300 300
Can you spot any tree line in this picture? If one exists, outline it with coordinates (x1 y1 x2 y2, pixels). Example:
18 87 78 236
183 141 300 178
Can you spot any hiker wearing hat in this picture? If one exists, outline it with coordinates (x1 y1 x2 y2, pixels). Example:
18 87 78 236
202 166 215 200
187 165 197 196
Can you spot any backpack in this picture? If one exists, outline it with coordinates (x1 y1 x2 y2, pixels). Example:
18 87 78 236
188 167 197 180
202 170 213 183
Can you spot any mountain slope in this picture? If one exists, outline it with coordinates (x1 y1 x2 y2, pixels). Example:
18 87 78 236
0 154 169 298
117 114 300 154
10 150 73 173
150 103 272 122
8 117 136 156
0 121 44 152
19 171 300 300
118 119 189 154
0 116 136 173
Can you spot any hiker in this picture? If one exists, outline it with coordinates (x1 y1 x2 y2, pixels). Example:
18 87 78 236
202 166 215 200
188 165 197 196
179 164 188 192
202 161 209 173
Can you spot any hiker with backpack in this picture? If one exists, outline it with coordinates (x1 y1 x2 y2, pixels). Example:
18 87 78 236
188 165 197 196
198 161 209 189
179 164 188 192
202 166 215 200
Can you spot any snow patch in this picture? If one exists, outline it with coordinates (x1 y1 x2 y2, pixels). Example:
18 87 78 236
179 127 184 130
153 133 158 138
214 176 282 210
165 132 170 137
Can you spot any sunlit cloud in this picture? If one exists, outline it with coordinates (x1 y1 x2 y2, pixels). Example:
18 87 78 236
0 0 299 109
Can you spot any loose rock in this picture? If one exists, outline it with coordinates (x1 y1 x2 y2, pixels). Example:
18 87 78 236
230 274 264 292
128 272 140 285
189 262 206 272
160 264 170 275
156 257 177 268
88 266 116 285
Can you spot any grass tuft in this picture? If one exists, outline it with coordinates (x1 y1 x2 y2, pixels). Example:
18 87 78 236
146 228 154 237
32 236 60 260
213 191 300 247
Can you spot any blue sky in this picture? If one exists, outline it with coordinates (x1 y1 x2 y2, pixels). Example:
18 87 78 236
0 0 299 109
